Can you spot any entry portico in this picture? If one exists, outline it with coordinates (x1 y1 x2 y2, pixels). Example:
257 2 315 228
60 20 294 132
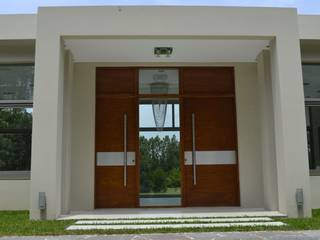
28 6 312 219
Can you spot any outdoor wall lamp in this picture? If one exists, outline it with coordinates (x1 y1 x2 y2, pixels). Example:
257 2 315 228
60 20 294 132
154 47 173 57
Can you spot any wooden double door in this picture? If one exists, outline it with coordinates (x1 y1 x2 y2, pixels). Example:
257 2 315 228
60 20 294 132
95 67 239 208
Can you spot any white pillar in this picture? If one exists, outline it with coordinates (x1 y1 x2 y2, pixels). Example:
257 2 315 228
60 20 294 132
61 50 74 214
30 30 65 219
257 50 279 211
270 36 312 217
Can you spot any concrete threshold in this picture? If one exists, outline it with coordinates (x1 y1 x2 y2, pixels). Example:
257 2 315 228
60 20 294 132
59 207 286 220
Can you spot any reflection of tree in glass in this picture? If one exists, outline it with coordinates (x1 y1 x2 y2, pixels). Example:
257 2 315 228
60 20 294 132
0 108 32 171
140 135 180 193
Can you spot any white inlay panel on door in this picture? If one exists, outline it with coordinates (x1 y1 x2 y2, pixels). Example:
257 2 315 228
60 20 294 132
97 152 135 166
184 151 236 165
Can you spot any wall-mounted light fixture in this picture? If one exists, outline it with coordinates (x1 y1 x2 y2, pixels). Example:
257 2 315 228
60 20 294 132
154 47 173 57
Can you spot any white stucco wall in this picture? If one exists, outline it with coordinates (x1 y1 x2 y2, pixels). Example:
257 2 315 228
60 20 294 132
69 62 264 210
0 180 30 210
70 63 95 211
235 63 265 208
0 14 35 211
256 50 279 211
310 176 320 209
0 14 36 40
299 15 320 40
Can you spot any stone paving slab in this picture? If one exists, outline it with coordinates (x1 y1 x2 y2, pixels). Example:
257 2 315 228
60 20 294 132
1 231 320 240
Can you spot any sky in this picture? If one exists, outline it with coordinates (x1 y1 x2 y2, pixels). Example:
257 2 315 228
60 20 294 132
0 0 319 14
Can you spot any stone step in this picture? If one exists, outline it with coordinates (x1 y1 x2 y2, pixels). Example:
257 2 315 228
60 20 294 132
58 209 287 220
66 221 286 230
74 217 274 225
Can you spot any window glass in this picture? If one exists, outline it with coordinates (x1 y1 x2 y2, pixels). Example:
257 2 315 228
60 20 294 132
139 104 173 128
0 108 32 171
0 65 34 100
174 104 180 127
303 64 320 99
139 69 179 94
305 105 320 171
139 132 181 206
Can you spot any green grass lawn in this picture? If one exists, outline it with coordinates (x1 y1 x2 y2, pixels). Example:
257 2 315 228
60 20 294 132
0 209 320 236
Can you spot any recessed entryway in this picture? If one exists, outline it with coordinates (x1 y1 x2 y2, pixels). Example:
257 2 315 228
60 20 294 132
94 67 240 208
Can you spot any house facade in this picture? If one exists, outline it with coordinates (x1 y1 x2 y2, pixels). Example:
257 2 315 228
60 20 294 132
0 6 320 220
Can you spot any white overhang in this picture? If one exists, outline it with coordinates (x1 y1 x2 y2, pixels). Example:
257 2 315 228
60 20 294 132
65 38 270 63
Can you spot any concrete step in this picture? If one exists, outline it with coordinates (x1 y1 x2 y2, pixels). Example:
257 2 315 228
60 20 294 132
66 221 286 230
59 208 287 220
74 217 274 225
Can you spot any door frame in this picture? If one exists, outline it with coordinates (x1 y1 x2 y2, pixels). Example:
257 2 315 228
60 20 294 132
94 66 240 208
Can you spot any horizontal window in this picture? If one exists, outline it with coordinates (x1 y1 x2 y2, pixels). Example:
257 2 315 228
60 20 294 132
0 65 34 101
0 108 32 177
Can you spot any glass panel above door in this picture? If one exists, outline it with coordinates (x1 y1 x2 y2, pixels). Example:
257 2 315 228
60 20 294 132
139 69 179 94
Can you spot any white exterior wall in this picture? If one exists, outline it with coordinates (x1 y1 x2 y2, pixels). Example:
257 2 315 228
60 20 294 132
235 63 265 208
311 176 320 209
256 50 279 211
299 15 320 39
69 62 264 210
70 63 95 211
0 15 36 40
0 181 30 210
0 14 35 211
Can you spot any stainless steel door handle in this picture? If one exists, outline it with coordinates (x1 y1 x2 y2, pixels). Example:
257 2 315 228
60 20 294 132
192 113 197 185
124 113 127 187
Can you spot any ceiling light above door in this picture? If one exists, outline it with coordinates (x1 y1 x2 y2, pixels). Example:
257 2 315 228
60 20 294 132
154 47 173 57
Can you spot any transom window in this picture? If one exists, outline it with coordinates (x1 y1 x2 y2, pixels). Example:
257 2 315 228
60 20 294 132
0 64 34 179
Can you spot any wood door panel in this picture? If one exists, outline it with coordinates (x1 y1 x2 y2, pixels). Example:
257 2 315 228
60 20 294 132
181 67 234 95
183 97 237 150
95 97 137 152
95 166 137 208
96 68 136 95
184 165 239 206
181 67 239 207
95 67 138 208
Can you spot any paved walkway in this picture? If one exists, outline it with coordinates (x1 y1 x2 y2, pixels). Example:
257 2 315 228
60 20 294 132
1 231 320 240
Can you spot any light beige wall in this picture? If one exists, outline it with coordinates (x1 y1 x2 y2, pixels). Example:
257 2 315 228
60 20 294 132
235 63 265 208
70 63 95 211
70 62 264 210
310 176 320 209
0 180 30 210
0 14 36 40
256 50 279 211
299 15 320 40
61 50 74 214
